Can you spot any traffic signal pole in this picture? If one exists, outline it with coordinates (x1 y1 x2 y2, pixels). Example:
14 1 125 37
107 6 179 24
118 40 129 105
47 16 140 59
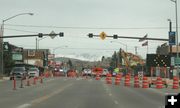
0 32 64 76
88 34 169 41
168 20 173 79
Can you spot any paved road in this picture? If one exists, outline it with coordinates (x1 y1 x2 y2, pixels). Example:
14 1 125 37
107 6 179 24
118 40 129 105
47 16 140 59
0 77 179 108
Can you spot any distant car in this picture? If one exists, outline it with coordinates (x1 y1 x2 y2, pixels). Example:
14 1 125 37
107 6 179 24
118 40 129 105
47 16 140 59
28 67 39 78
53 68 66 77
58 68 66 76
102 69 109 77
10 67 27 80
83 69 92 76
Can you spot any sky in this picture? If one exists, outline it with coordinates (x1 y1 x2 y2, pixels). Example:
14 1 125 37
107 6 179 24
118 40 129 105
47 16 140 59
0 0 180 61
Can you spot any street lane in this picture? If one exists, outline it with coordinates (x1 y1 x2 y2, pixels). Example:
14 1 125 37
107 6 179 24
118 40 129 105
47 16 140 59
0 77 73 108
0 77 179 108
31 78 119 108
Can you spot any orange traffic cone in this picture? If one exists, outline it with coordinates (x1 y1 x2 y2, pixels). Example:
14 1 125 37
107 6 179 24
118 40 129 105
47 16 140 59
172 76 179 89
156 77 163 89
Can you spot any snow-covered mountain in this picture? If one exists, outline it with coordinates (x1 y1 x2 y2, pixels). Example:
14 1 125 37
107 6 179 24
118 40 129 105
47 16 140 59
56 53 102 61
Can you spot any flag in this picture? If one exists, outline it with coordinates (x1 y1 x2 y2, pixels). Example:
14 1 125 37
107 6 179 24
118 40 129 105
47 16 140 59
142 41 148 46
139 34 148 42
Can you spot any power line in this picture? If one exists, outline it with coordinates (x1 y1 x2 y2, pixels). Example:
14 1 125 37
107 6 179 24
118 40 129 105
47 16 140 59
3 24 173 30
4 28 38 33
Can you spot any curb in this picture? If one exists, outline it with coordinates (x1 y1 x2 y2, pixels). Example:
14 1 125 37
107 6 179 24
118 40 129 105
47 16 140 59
0 77 10 82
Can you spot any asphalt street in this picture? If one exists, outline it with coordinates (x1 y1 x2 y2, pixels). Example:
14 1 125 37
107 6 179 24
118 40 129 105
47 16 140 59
0 77 179 108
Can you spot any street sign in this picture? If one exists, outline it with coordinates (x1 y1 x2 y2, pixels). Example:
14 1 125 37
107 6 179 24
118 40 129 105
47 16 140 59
169 31 176 45
171 57 175 66
138 71 143 80
175 57 180 65
100 32 107 40
49 31 57 39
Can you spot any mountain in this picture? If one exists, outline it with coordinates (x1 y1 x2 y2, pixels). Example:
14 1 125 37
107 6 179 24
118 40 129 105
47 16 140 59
56 53 102 61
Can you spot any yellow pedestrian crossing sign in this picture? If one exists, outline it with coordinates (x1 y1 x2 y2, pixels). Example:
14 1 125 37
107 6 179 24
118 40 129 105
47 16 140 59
100 32 107 40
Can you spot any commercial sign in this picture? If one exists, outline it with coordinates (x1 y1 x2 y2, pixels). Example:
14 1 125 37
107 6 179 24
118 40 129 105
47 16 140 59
169 31 176 45
48 54 55 60
12 53 23 61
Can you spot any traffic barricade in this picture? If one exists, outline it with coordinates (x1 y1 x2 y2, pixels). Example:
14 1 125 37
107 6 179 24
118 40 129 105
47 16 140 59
124 74 130 87
172 76 179 89
134 75 140 88
95 73 101 80
106 73 112 84
114 74 121 85
142 76 149 88
156 77 163 89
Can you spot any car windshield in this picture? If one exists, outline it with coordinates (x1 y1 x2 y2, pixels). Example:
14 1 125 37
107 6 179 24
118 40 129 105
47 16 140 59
29 68 38 71
13 67 25 72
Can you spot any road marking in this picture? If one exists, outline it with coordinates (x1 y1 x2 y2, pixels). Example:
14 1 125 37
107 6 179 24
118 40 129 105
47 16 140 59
17 104 31 108
109 93 112 96
64 79 67 81
147 88 165 96
46 79 55 82
31 83 73 105
114 100 119 105
16 83 73 108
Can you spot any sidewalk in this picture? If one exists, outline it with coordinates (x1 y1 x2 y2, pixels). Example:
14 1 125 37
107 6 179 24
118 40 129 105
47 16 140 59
0 77 9 82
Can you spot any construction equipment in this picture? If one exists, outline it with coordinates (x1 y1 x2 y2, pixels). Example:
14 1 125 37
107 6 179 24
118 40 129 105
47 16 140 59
120 49 145 74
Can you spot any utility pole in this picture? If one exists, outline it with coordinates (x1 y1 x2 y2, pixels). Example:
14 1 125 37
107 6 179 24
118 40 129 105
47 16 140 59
135 46 138 55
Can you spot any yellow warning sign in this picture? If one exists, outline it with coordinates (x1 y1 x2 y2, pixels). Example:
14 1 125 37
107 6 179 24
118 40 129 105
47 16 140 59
100 32 107 40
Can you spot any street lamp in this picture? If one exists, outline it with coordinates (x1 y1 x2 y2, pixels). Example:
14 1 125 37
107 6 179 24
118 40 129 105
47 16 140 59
110 41 127 52
36 37 47 50
0 12 34 76
170 0 179 57
170 0 179 78
52 46 68 56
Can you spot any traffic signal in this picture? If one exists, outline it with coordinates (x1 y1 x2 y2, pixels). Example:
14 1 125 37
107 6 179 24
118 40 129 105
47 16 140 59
88 33 93 38
38 33 43 38
59 32 64 37
113 35 118 39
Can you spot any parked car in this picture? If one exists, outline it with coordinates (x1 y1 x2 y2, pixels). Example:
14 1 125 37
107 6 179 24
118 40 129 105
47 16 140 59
10 67 28 80
28 67 39 78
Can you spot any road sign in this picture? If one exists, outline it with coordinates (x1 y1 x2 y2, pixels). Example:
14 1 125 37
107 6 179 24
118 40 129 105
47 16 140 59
175 57 180 65
171 57 175 66
138 71 143 80
169 31 176 45
100 32 107 40
49 31 57 39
